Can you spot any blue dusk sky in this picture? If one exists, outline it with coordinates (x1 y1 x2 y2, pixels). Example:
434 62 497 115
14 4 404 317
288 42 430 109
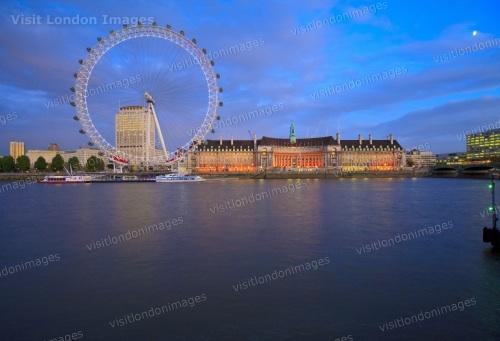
0 0 499 154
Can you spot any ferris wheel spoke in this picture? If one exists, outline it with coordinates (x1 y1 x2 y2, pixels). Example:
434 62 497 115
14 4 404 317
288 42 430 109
155 77 208 98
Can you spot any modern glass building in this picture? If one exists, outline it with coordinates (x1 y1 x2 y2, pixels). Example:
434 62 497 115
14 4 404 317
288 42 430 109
466 128 500 163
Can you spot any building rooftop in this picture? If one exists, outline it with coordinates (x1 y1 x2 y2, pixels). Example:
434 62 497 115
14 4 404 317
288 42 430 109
259 136 335 147
340 139 402 150
119 105 145 111
196 136 403 150
198 139 255 149
467 128 500 137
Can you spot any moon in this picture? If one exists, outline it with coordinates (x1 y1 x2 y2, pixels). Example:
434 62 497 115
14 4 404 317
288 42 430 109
472 30 478 37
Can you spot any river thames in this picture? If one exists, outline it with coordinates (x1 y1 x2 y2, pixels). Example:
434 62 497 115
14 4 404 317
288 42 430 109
0 178 499 340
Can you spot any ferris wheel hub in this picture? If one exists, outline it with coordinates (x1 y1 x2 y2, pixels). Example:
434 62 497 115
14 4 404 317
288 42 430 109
144 92 155 104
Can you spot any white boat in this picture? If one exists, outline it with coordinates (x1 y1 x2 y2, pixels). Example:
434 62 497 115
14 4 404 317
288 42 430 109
155 173 205 183
38 165 92 184
39 175 92 184
121 175 139 181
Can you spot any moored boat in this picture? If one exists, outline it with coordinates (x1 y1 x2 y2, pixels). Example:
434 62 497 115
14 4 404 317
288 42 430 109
39 175 92 184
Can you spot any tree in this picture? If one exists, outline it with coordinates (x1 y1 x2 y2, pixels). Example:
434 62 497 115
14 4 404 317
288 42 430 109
16 155 30 172
34 156 48 171
67 156 81 171
86 156 105 172
1 156 15 172
51 154 64 172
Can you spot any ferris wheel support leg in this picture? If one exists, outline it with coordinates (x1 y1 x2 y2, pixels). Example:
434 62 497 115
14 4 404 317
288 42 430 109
149 103 169 162
146 108 151 168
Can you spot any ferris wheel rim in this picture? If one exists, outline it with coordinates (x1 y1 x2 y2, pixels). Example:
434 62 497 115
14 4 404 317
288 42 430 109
73 23 220 165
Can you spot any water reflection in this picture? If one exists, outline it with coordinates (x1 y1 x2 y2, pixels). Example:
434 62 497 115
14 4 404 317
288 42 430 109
0 178 498 340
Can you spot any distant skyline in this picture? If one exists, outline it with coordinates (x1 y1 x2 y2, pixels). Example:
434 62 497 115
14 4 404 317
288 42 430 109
0 0 499 155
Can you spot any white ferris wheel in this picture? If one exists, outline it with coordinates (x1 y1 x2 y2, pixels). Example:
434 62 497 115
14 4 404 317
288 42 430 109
71 22 222 166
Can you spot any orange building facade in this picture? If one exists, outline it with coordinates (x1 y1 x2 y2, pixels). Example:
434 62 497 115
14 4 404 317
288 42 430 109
186 132 404 174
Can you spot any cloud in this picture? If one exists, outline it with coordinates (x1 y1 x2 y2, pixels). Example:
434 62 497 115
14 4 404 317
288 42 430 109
371 96 500 153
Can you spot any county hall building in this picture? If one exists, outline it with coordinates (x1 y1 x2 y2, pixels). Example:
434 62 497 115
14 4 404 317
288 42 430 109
184 124 404 174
